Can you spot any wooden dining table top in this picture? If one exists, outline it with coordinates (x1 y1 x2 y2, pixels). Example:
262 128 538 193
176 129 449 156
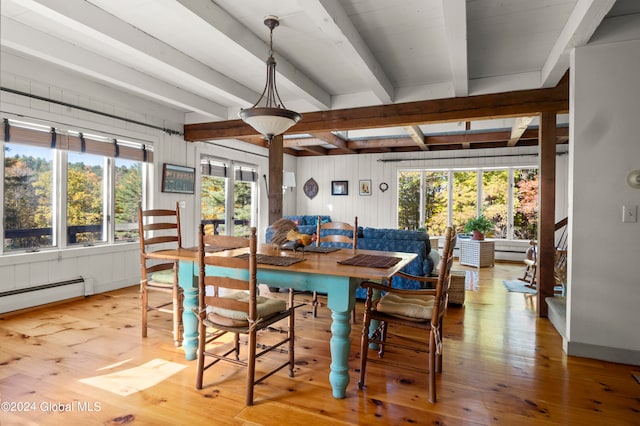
146 245 416 281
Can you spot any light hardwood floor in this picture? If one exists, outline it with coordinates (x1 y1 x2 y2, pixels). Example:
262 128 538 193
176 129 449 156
1 262 638 425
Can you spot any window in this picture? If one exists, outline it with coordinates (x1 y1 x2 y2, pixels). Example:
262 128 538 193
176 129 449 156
397 167 538 240
2 118 151 252
4 142 55 250
513 168 538 240
200 157 256 236
114 158 142 241
398 171 421 230
201 159 227 235
233 166 257 237
67 151 105 245
424 171 448 236
482 170 508 238
452 171 478 233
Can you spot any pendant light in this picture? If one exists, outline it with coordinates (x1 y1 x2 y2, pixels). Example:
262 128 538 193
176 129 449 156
239 16 302 142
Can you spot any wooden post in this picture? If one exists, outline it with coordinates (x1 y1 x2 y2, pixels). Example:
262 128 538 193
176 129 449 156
268 134 283 225
537 111 556 317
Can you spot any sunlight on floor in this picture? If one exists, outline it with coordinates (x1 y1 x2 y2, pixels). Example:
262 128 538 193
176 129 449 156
79 358 185 396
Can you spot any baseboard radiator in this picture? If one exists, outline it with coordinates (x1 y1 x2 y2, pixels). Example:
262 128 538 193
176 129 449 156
0 277 85 314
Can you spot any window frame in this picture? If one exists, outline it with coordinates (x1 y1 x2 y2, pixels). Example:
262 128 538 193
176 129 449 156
397 165 538 240
2 118 150 254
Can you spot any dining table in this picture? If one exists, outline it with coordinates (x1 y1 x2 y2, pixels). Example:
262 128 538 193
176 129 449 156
146 244 416 399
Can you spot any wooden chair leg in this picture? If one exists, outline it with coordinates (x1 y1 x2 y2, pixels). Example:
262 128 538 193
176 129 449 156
435 323 443 373
524 264 537 289
312 291 318 317
195 318 205 390
378 322 388 358
246 331 257 406
172 284 182 347
234 333 240 361
140 283 148 338
428 331 437 403
358 303 373 389
288 290 295 378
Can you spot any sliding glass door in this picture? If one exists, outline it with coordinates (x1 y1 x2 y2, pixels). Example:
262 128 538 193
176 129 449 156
200 158 256 236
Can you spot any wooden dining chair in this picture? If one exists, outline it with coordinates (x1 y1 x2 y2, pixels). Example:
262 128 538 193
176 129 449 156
358 226 456 403
138 202 183 347
195 225 296 406
312 216 359 320
316 216 358 252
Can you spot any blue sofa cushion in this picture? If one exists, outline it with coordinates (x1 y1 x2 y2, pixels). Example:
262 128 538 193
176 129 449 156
363 227 430 249
354 228 435 299
303 215 331 226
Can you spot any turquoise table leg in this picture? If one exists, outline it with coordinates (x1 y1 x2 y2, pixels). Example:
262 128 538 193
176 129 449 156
325 276 358 399
178 261 198 360
329 310 351 398
192 267 359 398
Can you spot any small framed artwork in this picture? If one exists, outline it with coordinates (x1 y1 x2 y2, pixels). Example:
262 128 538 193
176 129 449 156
359 179 372 196
331 180 348 196
161 163 196 194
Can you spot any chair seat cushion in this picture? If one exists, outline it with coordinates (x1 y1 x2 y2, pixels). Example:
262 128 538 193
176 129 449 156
209 291 287 327
376 293 435 321
150 268 175 284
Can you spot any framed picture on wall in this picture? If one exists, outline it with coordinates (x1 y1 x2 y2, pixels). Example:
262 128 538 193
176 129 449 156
331 180 348 196
359 179 372 196
161 163 196 194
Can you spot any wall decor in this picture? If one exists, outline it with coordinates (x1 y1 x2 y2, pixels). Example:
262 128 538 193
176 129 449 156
379 182 388 192
161 163 195 194
628 170 640 188
359 179 372 196
303 178 319 199
331 180 348 196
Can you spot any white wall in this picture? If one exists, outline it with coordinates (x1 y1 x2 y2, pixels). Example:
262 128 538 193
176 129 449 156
0 50 190 311
566 39 640 364
295 145 570 261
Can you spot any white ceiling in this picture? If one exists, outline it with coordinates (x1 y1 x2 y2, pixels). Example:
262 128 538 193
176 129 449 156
1 0 639 147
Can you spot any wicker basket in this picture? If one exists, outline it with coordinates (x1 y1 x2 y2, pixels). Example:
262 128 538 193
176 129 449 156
448 270 466 305
459 240 495 268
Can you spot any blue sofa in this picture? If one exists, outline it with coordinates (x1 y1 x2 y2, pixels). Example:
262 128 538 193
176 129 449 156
265 218 436 300
355 227 435 299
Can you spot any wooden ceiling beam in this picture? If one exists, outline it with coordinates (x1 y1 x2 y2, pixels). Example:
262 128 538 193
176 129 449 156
234 136 298 156
236 135 268 147
405 126 429 150
282 126 569 155
284 138 325 147
184 82 569 142
424 127 568 146
308 132 357 153
348 137 415 149
508 116 535 146
296 145 329 156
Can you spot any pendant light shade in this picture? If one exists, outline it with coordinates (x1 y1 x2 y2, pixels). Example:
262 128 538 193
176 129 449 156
239 16 302 141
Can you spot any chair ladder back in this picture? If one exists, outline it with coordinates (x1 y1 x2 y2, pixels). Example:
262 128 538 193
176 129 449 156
137 201 183 347
198 224 258 321
316 216 358 252
431 227 456 328
203 233 251 249
138 202 182 253
205 295 250 313
194 224 295 406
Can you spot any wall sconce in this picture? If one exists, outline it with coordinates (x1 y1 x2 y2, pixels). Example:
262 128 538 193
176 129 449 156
627 170 640 189
283 171 296 193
